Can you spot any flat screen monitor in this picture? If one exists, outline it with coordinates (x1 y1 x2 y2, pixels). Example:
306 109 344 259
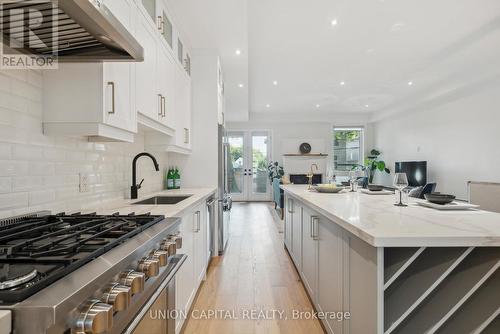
395 161 427 187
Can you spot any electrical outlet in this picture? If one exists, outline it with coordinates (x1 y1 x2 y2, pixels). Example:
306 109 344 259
79 173 90 193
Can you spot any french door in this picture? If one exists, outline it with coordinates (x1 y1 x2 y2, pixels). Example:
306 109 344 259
227 130 271 201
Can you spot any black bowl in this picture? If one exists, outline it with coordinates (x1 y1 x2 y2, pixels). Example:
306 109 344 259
368 184 384 192
424 193 456 205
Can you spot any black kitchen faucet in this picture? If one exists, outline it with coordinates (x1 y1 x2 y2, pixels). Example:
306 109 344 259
131 152 160 199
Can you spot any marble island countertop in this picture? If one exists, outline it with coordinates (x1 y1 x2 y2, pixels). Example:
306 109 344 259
86 187 217 218
281 184 500 247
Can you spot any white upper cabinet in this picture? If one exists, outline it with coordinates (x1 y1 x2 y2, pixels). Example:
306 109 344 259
44 0 193 145
135 9 164 125
43 0 137 142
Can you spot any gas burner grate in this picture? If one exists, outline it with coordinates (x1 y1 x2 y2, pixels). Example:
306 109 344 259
0 212 164 303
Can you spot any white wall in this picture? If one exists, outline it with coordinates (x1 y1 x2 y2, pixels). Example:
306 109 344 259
0 70 169 219
372 88 500 200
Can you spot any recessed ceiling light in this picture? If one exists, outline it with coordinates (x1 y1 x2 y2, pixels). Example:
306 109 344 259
316 104 320 108
266 104 270 108
340 81 345 86
238 83 244 88
331 19 338 26
273 80 278 86
235 49 241 55
365 104 369 108
408 81 413 86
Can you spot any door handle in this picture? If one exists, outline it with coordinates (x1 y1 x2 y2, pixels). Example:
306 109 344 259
107 81 115 114
158 94 163 117
287 198 293 213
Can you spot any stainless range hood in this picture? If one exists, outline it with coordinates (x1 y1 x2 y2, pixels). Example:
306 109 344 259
0 0 144 62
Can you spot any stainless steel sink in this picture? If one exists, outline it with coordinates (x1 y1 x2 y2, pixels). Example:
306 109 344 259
133 195 192 205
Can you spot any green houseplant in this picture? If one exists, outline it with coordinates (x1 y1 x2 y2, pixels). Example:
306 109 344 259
353 149 390 184
268 161 285 184
364 149 390 183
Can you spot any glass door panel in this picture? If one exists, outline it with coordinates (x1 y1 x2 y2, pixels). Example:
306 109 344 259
251 132 270 199
227 133 245 200
227 130 271 201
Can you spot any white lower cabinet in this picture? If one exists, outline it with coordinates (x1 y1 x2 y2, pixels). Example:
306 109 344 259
284 196 303 270
175 202 209 333
301 207 318 299
317 216 345 334
290 200 352 334
291 201 302 269
284 196 293 251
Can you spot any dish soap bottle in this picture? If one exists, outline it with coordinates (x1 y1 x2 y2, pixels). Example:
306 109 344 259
167 167 174 190
174 167 181 189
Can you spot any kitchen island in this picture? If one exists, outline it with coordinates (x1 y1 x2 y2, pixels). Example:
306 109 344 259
281 184 500 334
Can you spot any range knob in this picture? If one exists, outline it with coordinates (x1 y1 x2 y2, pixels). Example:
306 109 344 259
150 249 169 266
101 283 131 312
161 240 176 256
75 299 113 334
137 257 160 277
119 270 145 295
168 233 183 249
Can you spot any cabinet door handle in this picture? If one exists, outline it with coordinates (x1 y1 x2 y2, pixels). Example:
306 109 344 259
193 212 198 232
107 81 115 114
184 128 189 144
311 216 319 240
157 16 164 33
195 211 201 232
161 96 166 117
158 94 163 117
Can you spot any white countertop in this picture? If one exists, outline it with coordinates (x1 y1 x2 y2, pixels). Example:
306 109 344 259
86 188 217 218
281 185 500 247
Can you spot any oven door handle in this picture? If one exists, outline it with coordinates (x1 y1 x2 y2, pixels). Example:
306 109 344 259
122 254 187 334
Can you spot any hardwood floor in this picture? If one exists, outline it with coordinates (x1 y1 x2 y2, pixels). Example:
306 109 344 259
182 202 324 334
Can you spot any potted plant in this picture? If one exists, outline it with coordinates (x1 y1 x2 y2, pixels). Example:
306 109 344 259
353 149 390 184
268 161 285 184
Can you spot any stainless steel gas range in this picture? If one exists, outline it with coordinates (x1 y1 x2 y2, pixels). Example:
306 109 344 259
0 211 186 334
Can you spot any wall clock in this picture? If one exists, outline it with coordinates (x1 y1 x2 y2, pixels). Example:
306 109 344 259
299 142 311 154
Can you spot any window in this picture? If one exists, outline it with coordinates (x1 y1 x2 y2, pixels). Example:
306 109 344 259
333 127 364 171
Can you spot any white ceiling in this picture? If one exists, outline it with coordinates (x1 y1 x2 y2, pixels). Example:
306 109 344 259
168 0 500 121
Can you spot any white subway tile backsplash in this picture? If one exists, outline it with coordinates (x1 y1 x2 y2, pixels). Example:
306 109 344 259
65 150 86 161
0 192 29 210
29 161 55 176
0 143 11 159
0 178 12 193
13 144 44 160
11 79 42 102
0 160 29 176
29 189 56 206
43 148 66 161
0 91 29 113
0 74 11 92
0 68 168 218
13 176 43 191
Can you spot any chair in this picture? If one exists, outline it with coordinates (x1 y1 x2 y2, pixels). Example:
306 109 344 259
408 183 437 199
272 178 284 219
468 181 500 213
